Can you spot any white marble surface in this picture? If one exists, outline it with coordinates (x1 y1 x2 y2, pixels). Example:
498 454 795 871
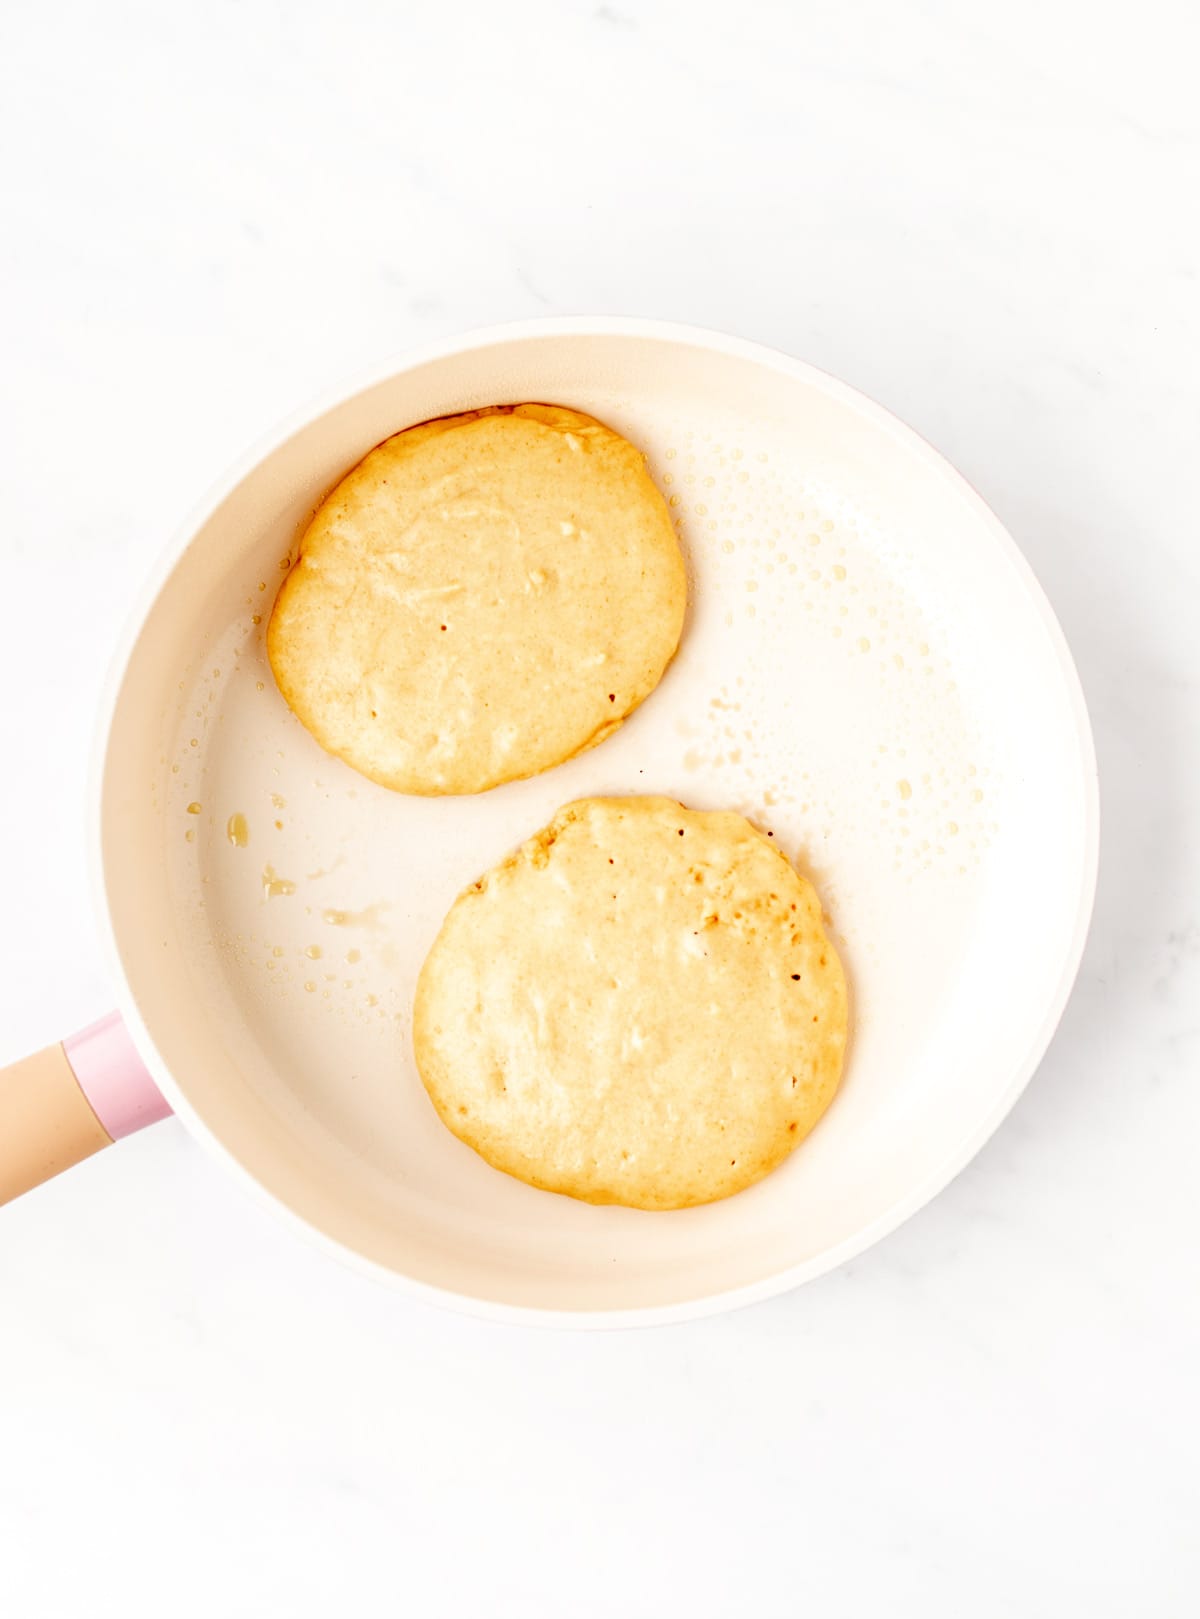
2 1 1198 1612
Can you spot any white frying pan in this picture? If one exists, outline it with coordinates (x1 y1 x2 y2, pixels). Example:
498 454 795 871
0 319 1098 1326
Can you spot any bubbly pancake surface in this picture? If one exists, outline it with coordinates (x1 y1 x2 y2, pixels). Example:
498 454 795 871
268 405 686 795
413 796 848 1210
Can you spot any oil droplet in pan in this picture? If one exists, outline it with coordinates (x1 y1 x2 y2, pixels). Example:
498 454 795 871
304 944 322 960
262 863 296 899
227 813 249 847
322 904 385 928
186 802 202 815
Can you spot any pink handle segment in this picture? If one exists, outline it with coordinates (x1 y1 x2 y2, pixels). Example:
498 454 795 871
63 1012 172 1140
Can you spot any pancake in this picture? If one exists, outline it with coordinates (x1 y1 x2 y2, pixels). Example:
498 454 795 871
267 405 686 795
413 796 848 1210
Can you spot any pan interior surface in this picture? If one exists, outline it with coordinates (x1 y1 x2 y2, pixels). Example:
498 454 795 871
100 326 1094 1317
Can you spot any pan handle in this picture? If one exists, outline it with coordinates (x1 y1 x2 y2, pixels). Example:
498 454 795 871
0 1013 171 1204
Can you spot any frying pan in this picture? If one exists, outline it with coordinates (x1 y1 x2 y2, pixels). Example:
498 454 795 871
0 319 1098 1325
